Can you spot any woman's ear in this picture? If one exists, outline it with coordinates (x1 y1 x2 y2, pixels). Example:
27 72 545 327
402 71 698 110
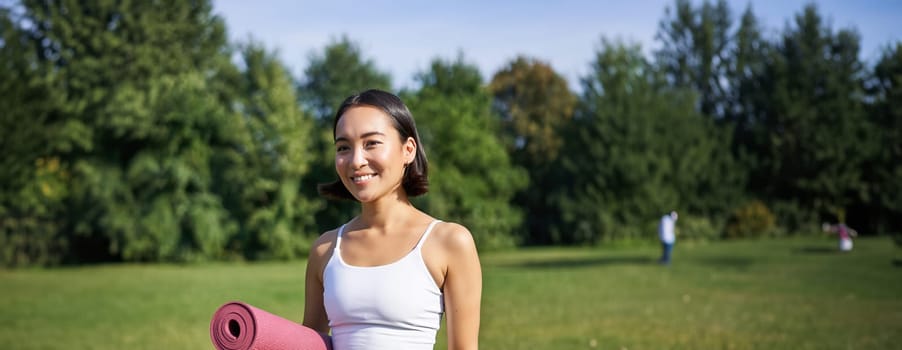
404 137 417 164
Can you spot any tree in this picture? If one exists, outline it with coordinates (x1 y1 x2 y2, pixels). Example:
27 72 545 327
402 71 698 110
0 0 327 264
0 4 68 265
298 35 392 120
556 39 743 244
68 73 240 262
488 56 576 244
726 4 770 151
655 0 733 118
215 41 321 259
749 4 873 229
2 0 236 263
297 36 392 233
403 55 528 249
860 43 902 233
44 0 236 262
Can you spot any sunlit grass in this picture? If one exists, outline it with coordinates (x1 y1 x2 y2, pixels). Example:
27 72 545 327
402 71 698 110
2 236 900 349
473 237 902 349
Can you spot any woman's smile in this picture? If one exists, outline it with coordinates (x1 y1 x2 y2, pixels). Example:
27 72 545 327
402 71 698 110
351 173 377 184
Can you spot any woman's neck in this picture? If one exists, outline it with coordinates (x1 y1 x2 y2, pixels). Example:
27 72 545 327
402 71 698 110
356 193 417 230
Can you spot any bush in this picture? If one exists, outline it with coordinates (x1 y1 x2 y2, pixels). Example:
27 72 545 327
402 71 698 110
0 159 69 266
725 200 777 239
770 200 820 235
0 215 67 267
678 215 722 242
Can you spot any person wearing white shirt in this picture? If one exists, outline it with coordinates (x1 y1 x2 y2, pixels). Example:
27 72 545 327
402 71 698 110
658 211 678 265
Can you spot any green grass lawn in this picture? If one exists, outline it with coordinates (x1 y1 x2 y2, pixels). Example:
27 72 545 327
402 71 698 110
2 236 900 350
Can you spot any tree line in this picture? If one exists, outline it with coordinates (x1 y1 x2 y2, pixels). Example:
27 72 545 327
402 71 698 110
1 0 899 266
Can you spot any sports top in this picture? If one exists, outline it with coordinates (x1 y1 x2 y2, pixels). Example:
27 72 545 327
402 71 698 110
323 220 444 350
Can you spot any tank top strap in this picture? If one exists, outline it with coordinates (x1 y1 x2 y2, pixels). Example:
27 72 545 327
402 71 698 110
414 220 442 250
335 224 346 251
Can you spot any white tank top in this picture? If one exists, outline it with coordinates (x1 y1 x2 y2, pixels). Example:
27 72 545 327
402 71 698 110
323 221 444 350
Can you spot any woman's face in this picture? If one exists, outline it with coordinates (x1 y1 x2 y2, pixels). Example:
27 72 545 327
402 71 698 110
334 106 415 203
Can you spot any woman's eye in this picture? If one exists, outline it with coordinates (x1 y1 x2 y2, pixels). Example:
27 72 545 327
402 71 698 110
336 145 349 152
365 140 382 148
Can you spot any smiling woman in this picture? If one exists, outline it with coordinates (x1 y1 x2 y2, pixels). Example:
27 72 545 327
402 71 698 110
303 89 482 350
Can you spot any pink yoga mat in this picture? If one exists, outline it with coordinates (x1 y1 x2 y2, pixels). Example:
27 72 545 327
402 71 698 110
210 301 332 350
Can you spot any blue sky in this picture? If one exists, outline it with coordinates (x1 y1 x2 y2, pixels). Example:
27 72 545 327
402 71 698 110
213 0 902 90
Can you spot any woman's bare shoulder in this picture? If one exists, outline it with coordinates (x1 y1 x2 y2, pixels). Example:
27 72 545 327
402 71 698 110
432 221 477 253
309 229 339 260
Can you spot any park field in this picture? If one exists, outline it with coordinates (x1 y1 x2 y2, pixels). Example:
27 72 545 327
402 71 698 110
1 236 900 349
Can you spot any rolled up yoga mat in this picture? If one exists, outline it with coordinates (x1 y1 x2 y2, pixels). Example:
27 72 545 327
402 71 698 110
210 301 332 350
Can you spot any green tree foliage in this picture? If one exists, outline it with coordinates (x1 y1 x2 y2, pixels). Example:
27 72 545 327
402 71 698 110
656 0 733 118
0 6 58 192
1 0 318 265
746 4 873 230
65 73 241 262
488 56 577 244
1 5 68 266
297 37 392 233
861 43 902 232
298 35 392 120
556 39 743 244
2 0 236 264
404 55 528 249
727 5 770 152
217 42 321 260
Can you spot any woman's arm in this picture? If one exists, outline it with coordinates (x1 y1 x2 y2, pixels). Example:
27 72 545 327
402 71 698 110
442 224 482 350
303 231 335 333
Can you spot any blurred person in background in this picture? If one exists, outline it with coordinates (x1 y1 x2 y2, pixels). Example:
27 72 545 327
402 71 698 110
658 211 678 265
822 222 858 252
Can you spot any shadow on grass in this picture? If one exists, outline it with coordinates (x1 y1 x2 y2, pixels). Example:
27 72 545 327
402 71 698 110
794 246 838 254
496 255 654 269
892 259 902 268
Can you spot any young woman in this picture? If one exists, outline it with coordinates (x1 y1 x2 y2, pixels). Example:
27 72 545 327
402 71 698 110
302 89 482 350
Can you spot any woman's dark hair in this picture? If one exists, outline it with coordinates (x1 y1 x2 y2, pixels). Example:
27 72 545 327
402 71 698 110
317 89 429 201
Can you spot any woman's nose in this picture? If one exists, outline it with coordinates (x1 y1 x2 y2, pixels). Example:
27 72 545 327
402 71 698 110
351 148 368 168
